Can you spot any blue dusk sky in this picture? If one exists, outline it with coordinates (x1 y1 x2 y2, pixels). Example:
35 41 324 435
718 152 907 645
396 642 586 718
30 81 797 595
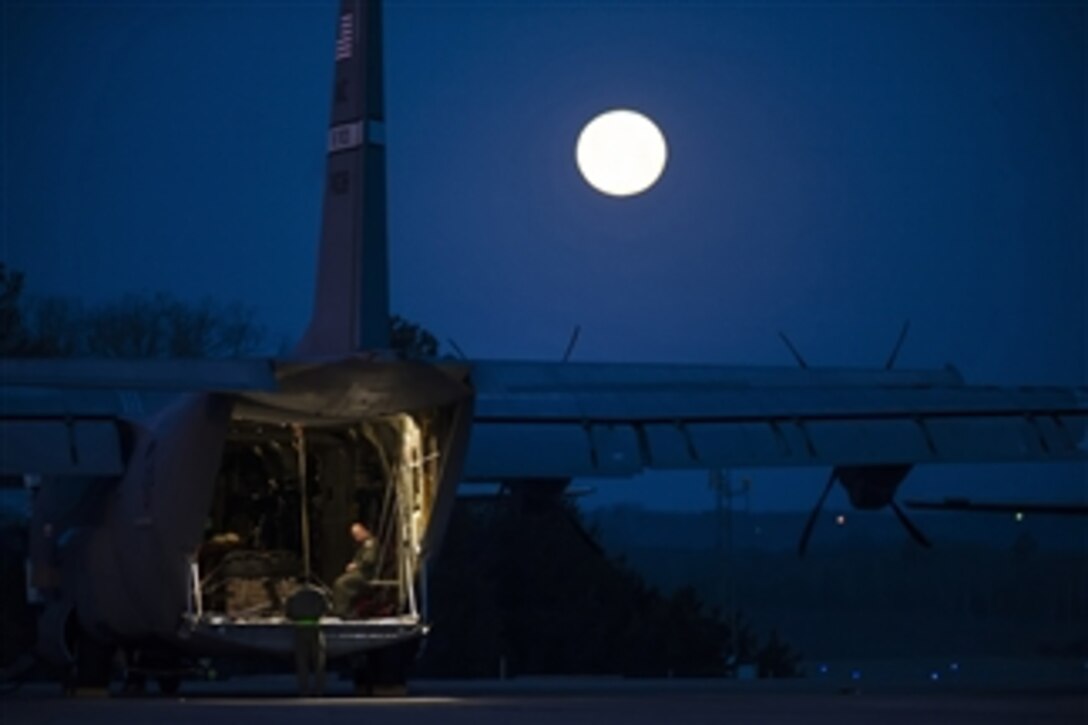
2 0 1084 512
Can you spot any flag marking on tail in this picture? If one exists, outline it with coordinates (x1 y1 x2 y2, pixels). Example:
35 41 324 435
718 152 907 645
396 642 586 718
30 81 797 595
335 13 354 61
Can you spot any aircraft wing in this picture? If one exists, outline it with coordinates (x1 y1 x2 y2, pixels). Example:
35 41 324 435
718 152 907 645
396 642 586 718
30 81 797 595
0 358 279 478
0 358 278 392
0 356 470 477
4 357 1086 481
462 360 1088 480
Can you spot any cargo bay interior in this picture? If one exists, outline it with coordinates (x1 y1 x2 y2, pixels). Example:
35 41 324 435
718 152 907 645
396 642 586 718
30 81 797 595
193 407 450 624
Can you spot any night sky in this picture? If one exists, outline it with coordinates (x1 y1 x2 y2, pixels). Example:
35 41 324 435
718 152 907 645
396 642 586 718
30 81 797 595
3 1 1085 512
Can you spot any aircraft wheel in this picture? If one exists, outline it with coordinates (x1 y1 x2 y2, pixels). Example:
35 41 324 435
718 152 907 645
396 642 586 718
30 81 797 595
120 670 147 696
63 633 114 695
157 675 181 696
352 641 417 697
351 660 373 697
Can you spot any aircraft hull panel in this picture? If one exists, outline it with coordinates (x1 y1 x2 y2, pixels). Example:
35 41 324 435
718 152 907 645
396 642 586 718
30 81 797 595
177 616 425 659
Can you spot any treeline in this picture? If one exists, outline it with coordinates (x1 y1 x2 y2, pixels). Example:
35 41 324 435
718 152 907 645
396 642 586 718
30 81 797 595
417 494 801 678
1 263 441 360
1 264 266 358
599 528 1088 660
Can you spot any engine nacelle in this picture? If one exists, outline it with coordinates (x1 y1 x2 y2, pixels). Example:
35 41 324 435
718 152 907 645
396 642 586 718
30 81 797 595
836 464 913 510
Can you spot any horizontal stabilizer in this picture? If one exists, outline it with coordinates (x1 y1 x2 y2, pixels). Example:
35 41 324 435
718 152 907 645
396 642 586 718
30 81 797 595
0 358 278 392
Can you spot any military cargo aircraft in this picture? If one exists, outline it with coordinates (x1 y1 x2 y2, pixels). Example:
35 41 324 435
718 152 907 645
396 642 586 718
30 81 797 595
2 0 1085 693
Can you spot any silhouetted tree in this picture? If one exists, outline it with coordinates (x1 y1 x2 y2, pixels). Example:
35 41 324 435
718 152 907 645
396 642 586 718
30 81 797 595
756 629 803 678
25 296 84 357
81 294 263 358
418 493 763 677
0 265 265 358
0 264 29 354
2 264 450 360
389 315 439 359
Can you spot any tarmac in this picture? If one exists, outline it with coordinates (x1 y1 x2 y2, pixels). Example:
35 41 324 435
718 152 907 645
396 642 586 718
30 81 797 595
2 660 1085 725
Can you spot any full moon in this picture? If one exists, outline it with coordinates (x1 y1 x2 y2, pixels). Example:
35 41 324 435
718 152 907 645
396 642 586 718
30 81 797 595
576 109 668 197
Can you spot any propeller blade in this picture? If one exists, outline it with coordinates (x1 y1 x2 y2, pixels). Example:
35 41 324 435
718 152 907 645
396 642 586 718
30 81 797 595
562 324 582 362
558 499 604 555
447 338 468 360
890 500 932 549
884 319 911 370
798 470 837 557
778 331 809 369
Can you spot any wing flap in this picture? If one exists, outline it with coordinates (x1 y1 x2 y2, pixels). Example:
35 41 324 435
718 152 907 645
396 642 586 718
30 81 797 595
465 412 1086 480
0 419 124 476
474 385 1085 422
464 361 1087 480
1 358 277 392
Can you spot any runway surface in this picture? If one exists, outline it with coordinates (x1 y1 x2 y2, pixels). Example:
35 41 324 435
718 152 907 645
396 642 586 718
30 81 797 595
3 675 1085 725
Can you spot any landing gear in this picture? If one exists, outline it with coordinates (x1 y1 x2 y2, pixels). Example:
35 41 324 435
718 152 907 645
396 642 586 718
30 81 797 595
120 669 147 696
156 675 181 695
61 633 114 695
120 649 186 697
350 640 418 697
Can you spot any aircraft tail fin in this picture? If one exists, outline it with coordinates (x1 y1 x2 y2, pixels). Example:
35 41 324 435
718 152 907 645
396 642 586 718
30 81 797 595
296 0 389 356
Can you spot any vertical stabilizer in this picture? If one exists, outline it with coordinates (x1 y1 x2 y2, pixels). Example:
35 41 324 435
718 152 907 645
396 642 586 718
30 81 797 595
297 0 389 356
